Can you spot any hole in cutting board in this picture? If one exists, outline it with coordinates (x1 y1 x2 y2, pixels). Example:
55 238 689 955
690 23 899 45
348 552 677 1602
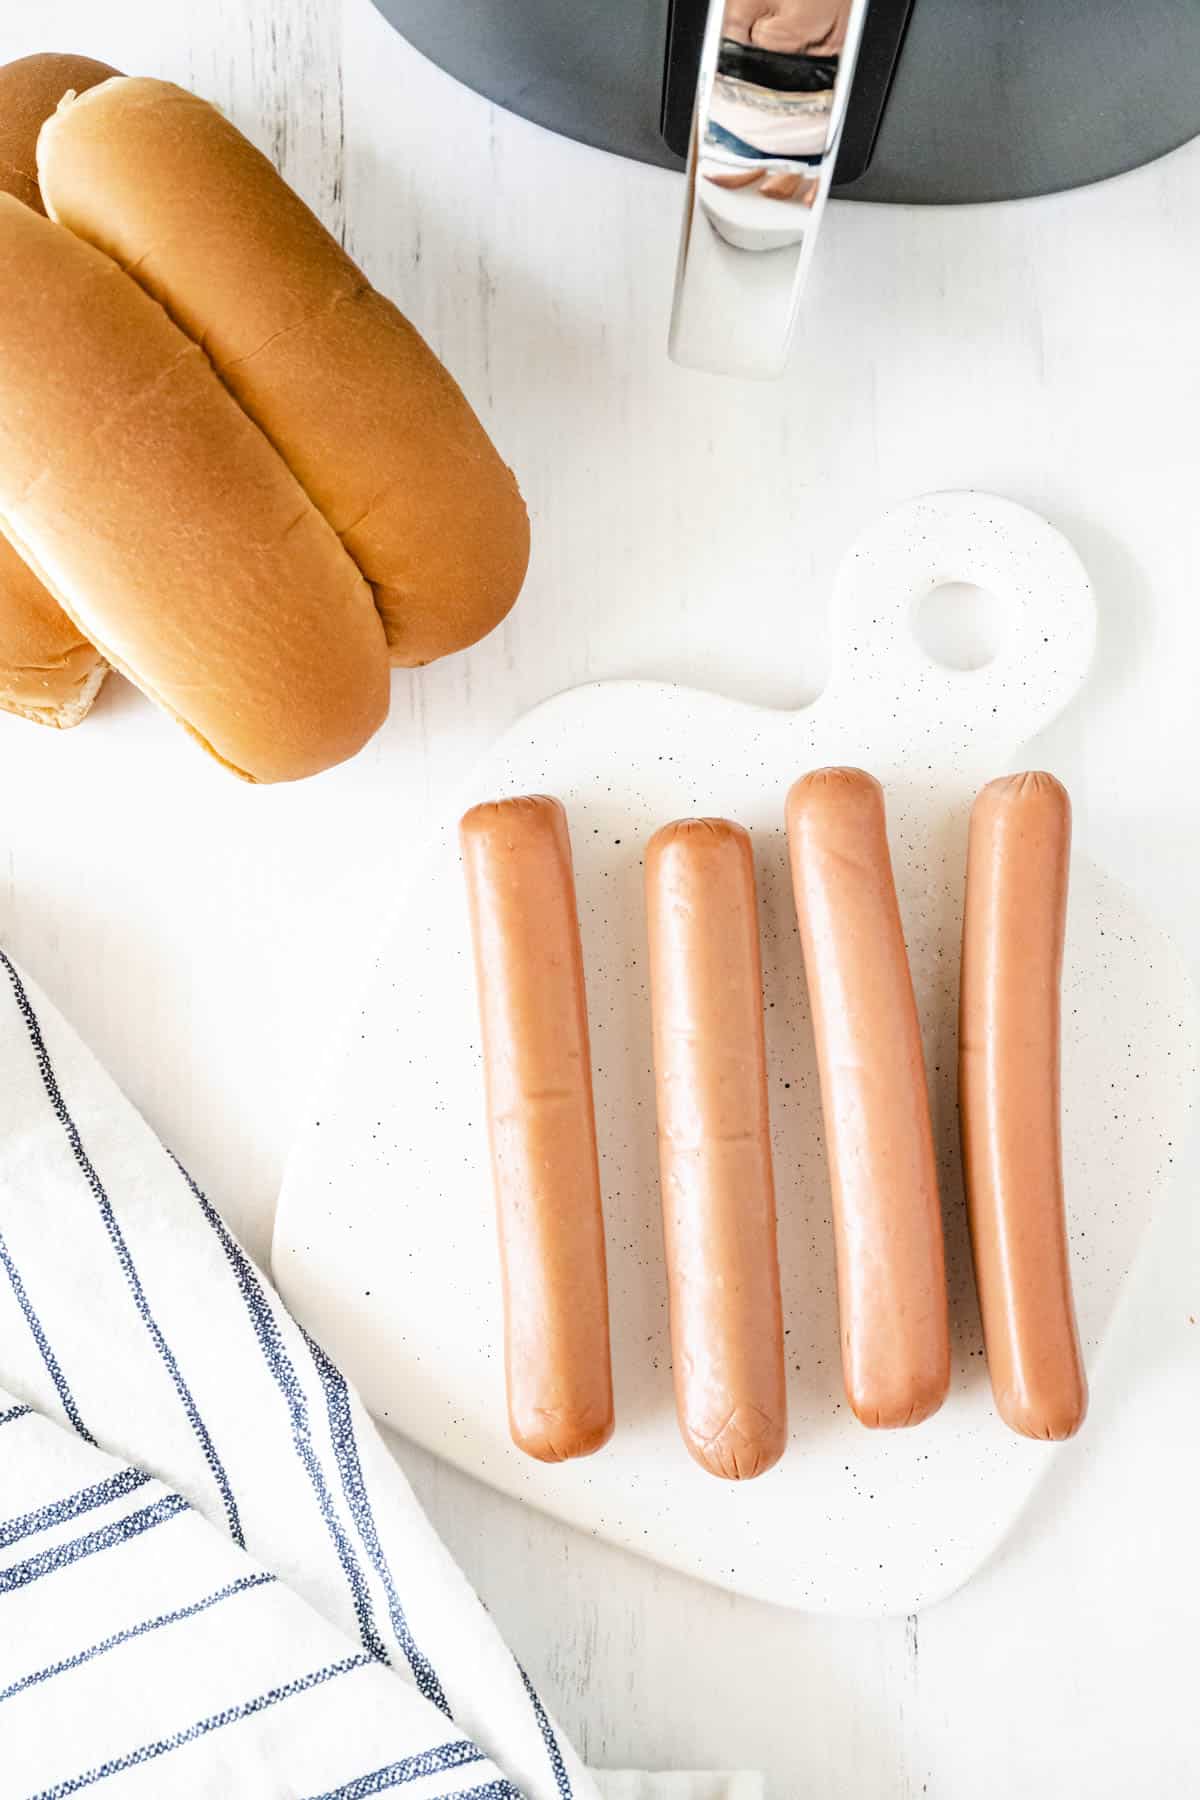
912 581 1007 672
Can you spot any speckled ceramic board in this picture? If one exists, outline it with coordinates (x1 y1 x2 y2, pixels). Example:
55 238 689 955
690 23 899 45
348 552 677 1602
273 494 1196 1616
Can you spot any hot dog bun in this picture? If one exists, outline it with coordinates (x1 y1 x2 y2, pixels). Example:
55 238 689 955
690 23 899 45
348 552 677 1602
39 76 530 668
0 196 389 781
0 545 105 729
0 52 116 728
0 53 117 213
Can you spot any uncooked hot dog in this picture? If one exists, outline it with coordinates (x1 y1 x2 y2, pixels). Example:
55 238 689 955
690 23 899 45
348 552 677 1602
959 773 1087 1440
460 796 614 1462
645 820 787 1479
786 769 950 1428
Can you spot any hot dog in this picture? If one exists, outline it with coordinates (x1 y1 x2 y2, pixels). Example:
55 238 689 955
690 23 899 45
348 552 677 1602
786 769 950 1428
460 796 614 1462
959 773 1087 1440
645 820 787 1480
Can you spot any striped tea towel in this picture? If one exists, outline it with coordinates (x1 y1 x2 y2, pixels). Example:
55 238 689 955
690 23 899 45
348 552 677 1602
0 948 761 1800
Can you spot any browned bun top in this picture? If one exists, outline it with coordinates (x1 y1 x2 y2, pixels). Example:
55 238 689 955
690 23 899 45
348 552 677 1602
0 196 390 781
0 53 119 211
39 76 531 670
1 63 530 764
0 529 104 727
0 53 117 729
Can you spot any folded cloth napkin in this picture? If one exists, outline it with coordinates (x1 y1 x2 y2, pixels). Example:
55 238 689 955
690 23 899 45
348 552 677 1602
0 949 760 1800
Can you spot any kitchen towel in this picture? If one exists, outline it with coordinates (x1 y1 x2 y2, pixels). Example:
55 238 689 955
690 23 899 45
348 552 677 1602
0 948 760 1800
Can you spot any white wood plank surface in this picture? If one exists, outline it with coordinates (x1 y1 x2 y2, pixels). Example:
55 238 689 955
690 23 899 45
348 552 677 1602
1 2 1198 1792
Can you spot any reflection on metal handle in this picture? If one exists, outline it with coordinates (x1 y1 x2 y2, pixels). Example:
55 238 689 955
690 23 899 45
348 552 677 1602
670 0 872 378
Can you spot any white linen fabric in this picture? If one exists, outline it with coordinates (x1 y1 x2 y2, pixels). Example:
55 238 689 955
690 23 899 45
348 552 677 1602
0 950 760 1800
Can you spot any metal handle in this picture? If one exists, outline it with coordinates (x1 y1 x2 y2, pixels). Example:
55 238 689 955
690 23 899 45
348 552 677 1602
669 0 872 378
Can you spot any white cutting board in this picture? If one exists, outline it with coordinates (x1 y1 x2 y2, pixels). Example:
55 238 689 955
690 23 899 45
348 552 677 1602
273 494 1196 1616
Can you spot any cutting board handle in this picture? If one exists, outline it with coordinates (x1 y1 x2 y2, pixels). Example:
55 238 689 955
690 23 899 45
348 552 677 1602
818 492 1096 763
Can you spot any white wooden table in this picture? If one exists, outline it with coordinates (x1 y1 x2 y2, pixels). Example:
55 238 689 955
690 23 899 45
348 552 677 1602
3 3 1199 1792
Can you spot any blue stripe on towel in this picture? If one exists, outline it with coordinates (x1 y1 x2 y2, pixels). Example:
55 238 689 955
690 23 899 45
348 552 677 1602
0 953 243 1548
0 1228 96 1445
0 1571 276 1705
518 1662 573 1800
172 1156 388 1666
444 1786 524 1800
25 1652 371 1799
0 1403 33 1428
0 1467 150 1550
303 1326 450 1714
0 1493 187 1596
303 1739 485 1798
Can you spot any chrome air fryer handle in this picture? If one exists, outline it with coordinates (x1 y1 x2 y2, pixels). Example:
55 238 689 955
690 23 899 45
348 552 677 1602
669 0 873 378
